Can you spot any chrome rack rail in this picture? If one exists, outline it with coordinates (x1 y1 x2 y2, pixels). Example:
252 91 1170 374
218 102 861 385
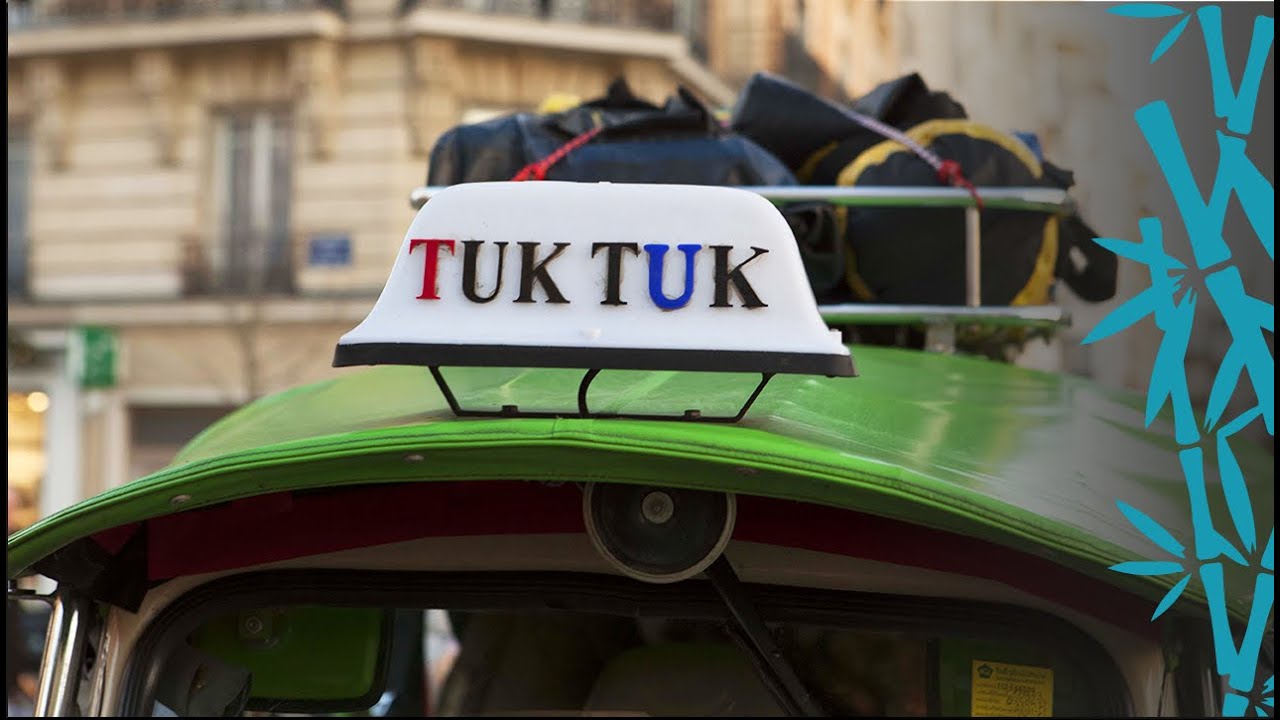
410 184 1075 214
409 185 1074 351
821 304 1069 354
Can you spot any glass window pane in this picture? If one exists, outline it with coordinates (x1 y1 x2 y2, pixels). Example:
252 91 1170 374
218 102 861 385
8 123 30 297
211 108 294 294
267 110 294 292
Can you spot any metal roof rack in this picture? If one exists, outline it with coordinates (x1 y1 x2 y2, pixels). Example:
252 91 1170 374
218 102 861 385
408 185 1074 352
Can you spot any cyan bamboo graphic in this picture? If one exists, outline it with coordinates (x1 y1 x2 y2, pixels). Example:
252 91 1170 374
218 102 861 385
1094 5 1273 716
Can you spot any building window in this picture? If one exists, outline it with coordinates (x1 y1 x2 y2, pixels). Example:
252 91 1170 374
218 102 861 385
9 122 31 298
197 108 294 295
673 0 707 62
7 0 33 28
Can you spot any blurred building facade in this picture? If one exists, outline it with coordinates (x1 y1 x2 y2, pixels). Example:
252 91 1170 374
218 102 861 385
6 0 742 522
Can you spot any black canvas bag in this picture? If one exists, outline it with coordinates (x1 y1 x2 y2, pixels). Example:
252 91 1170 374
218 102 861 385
731 72 1117 306
427 78 796 188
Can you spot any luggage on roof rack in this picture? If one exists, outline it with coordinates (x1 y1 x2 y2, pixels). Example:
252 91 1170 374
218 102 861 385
426 77 796 188
731 72 1119 309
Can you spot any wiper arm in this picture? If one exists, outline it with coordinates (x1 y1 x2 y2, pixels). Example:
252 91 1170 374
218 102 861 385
705 556 825 717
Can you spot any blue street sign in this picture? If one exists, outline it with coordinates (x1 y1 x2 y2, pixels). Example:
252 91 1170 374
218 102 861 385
309 234 352 267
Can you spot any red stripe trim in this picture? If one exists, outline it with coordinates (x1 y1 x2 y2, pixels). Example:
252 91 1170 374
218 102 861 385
732 496 1155 638
130 481 1156 638
144 482 582 580
91 522 140 555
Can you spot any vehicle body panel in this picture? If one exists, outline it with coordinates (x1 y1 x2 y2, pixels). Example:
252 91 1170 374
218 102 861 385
11 345 1269 622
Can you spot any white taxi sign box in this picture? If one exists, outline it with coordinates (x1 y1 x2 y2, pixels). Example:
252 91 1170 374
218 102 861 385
333 182 855 378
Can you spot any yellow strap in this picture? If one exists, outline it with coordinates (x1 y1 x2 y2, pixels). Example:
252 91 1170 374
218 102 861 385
840 119 1045 186
1011 217 1060 306
797 141 839 183
538 93 582 114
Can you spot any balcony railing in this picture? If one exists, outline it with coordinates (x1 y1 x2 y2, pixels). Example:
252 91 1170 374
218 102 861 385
8 0 345 31
181 232 297 298
405 0 708 61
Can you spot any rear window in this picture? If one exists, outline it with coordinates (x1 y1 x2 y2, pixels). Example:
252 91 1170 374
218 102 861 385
125 572 1126 717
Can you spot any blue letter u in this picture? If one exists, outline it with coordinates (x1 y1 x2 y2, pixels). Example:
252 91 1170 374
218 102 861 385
644 244 701 310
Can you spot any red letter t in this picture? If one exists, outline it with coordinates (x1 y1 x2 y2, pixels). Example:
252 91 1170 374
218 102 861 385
409 238 456 300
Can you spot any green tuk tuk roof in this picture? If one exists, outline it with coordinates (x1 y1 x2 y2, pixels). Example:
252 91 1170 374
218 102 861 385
8 345 1272 623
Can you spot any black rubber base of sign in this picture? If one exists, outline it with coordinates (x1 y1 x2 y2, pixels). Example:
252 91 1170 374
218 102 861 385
332 342 857 378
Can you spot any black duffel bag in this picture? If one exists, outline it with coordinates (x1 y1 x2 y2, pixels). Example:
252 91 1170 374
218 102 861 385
731 72 1118 307
427 78 797 188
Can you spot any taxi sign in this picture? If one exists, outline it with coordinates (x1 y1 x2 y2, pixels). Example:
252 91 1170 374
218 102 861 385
333 182 855 377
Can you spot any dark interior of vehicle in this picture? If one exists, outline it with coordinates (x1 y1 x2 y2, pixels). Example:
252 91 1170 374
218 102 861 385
129 571 1127 718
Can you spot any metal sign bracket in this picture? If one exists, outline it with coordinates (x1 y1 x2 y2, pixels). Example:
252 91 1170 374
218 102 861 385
428 366 775 423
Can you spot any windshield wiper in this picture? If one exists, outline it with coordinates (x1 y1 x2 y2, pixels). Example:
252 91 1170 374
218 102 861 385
705 556 825 717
